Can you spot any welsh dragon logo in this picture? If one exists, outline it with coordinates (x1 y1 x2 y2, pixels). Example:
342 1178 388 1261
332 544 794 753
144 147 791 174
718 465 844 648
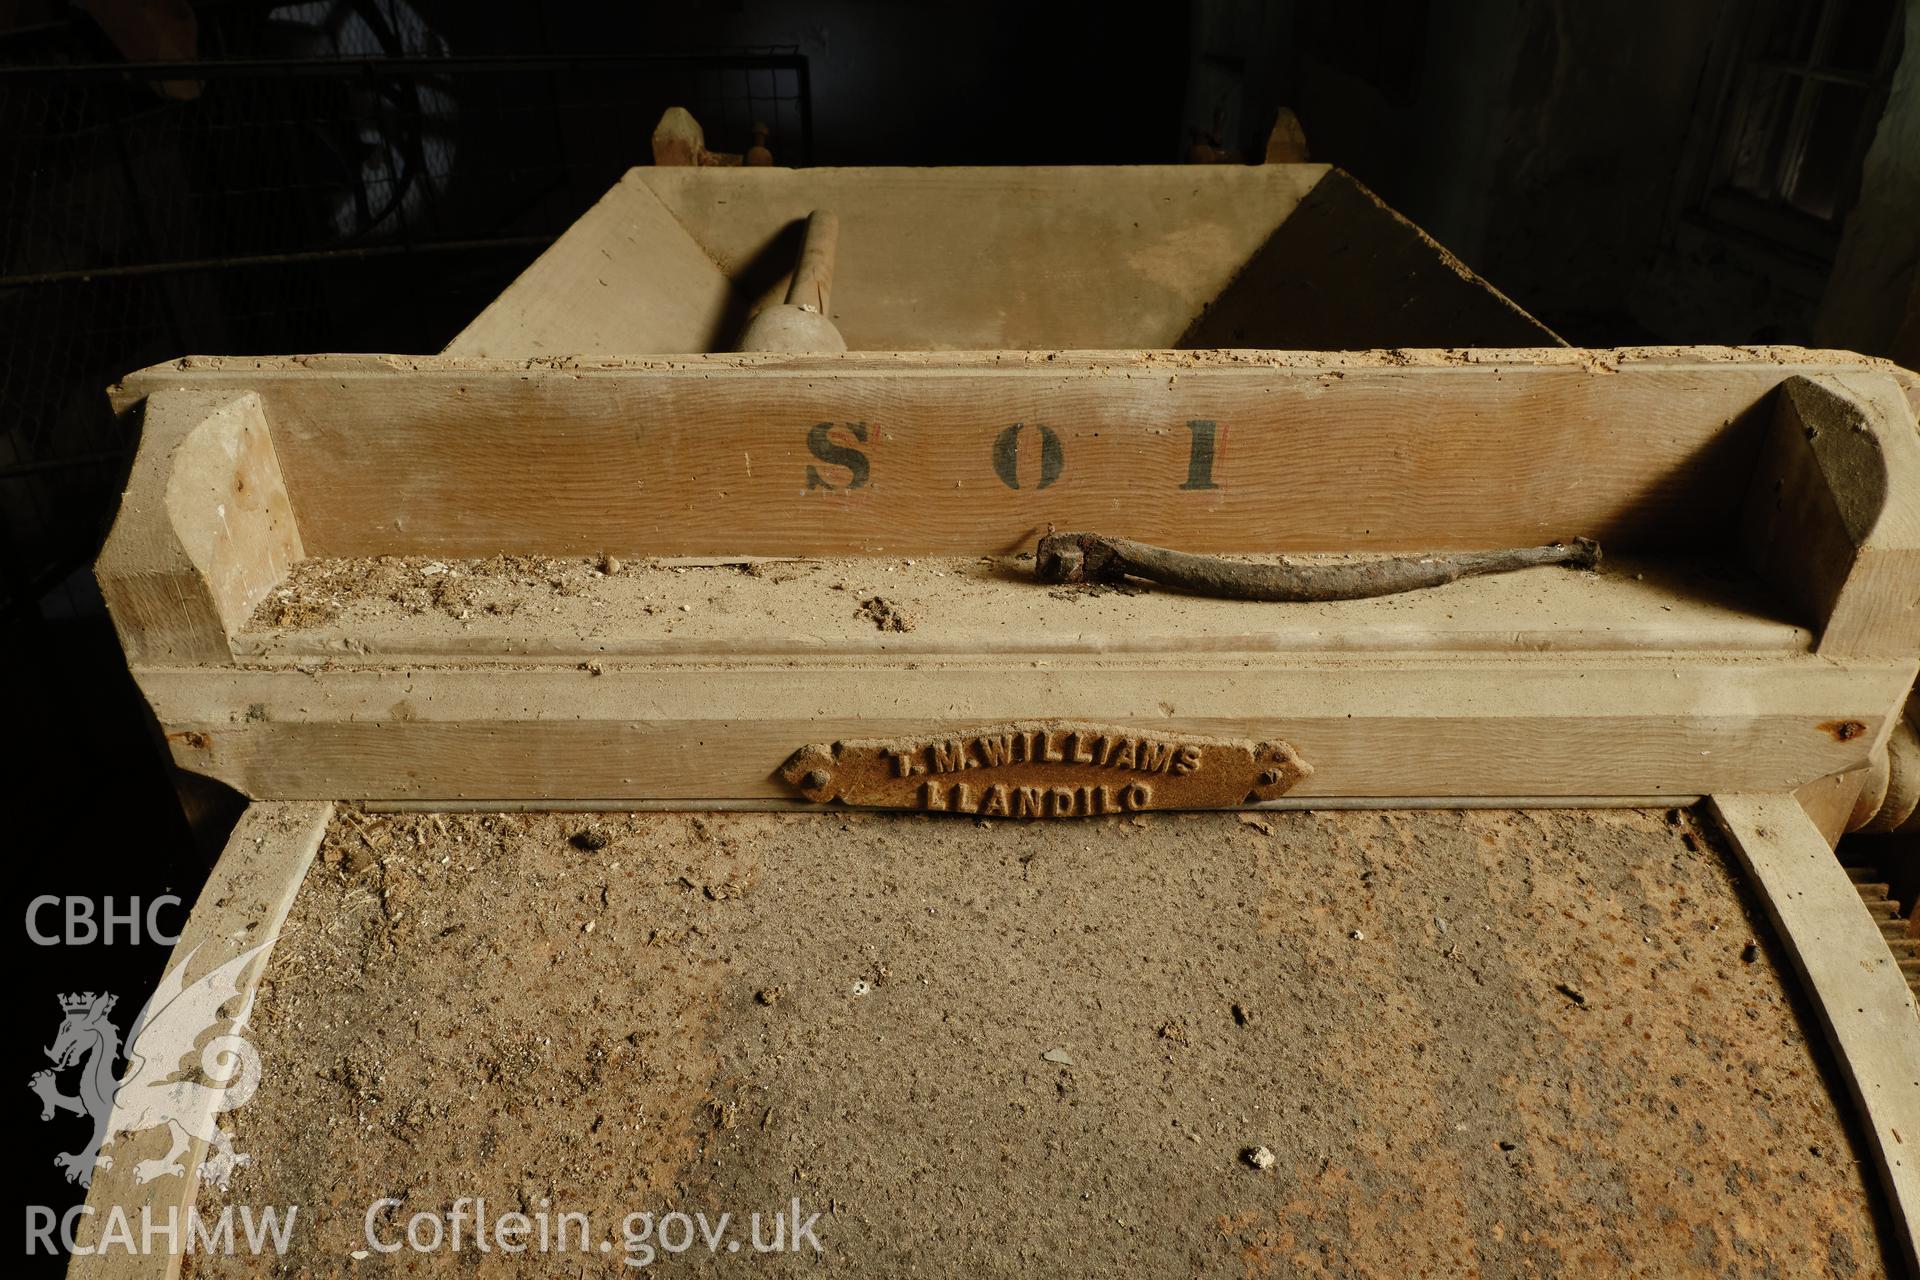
29 945 266 1190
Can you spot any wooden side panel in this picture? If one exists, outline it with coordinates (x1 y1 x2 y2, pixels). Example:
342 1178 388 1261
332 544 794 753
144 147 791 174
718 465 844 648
94 390 302 664
637 164 1329 351
92 351 1920 808
1707 794 1920 1274
445 172 736 357
69 801 332 1280
450 165 1547 355
228 551 1814 662
1794 767 1874 846
1179 170 1560 349
112 354 1789 558
137 655 1914 803
1743 373 1920 658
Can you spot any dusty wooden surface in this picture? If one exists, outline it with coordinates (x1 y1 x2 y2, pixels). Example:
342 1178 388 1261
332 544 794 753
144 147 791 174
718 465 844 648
189 807 1900 1277
135 644 1912 803
450 166 1302 354
94 347 1918 807
149 554 1917 808
446 165 1557 356
1176 169 1555 349
239 552 1810 658
110 350 1911 562
72 801 330 1280
448 173 735 359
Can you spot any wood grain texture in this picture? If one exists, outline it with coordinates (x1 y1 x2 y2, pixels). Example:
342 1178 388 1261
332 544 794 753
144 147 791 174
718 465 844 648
1795 767 1875 846
1178 170 1559 349
94 389 301 664
1742 372 1920 658
1707 793 1920 1274
446 173 735 358
635 164 1330 351
67 801 332 1280
135 654 1914 802
1861 714 1920 834
358 794 1705 813
97 348 1920 806
104 349 1913 559
231 552 1812 662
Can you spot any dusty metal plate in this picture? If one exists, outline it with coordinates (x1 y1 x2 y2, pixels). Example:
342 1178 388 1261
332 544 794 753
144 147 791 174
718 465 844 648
781 722 1310 817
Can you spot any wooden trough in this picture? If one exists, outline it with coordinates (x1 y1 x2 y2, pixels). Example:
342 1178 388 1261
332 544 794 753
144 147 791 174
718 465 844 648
75 164 1920 1276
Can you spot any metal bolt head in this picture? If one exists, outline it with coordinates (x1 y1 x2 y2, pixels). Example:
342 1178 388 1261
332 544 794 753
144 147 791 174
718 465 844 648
803 769 831 790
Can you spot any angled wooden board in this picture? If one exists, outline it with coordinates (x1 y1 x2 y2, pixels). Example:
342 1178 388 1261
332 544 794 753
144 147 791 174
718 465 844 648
110 348 1917 562
135 653 1916 803
629 164 1332 351
448 176 735 359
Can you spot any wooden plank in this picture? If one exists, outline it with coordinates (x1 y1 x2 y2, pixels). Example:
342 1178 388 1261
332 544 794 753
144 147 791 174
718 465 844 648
446 172 736 358
229 552 1812 662
361 793 1703 813
67 801 332 1280
448 165 1550 357
94 349 1920 808
634 164 1329 351
1707 794 1920 1273
1177 169 1559 348
1796 766 1875 846
104 349 1919 560
1742 372 1920 658
94 389 302 664
133 653 1914 802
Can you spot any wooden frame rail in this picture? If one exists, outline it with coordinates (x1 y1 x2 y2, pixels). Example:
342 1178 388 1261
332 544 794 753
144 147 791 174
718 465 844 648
95 348 1920 806
1709 795 1920 1273
67 802 331 1280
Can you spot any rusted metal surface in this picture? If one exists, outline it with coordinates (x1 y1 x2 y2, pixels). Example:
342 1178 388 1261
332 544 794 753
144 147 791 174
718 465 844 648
1035 532 1601 601
781 721 1310 817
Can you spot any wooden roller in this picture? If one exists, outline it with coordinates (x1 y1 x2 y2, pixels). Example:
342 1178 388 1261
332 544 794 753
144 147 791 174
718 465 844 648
1857 713 1920 834
738 210 847 352
1846 691 1920 836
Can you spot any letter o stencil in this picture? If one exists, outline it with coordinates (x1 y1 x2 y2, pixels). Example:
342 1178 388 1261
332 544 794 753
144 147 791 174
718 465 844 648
993 423 1062 490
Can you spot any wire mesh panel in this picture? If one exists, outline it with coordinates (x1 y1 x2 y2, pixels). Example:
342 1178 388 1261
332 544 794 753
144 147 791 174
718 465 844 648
1 15 810 619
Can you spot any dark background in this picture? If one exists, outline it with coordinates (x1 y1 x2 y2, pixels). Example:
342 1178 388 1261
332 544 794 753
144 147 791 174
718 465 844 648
4 1 1915 1270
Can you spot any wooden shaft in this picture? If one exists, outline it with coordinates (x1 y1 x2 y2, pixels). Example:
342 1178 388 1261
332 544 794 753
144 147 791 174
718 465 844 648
786 209 838 313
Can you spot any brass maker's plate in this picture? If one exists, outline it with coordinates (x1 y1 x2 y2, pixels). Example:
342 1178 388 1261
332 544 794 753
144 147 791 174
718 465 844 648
782 722 1311 818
